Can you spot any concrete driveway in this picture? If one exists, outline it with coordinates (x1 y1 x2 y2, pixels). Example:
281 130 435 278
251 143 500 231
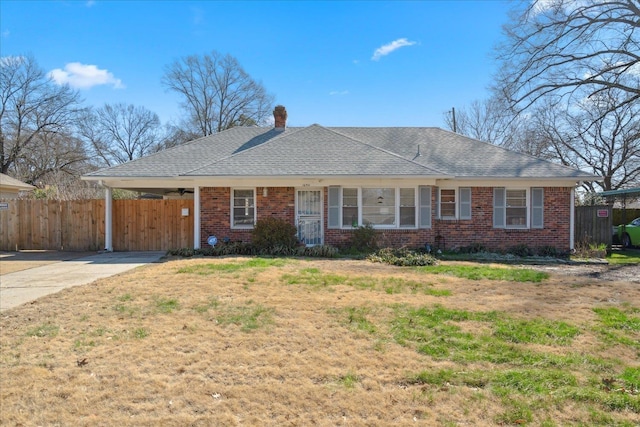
0 251 165 312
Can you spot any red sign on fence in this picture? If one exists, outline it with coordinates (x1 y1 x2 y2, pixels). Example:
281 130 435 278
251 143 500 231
597 209 609 218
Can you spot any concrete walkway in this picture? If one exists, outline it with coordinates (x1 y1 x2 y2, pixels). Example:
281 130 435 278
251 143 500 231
0 251 165 312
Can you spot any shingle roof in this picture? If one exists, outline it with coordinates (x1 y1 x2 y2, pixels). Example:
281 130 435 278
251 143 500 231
0 173 35 190
84 125 596 180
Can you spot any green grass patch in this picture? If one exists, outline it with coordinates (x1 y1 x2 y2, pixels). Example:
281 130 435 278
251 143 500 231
495 397 533 425
154 297 180 313
282 269 450 295
593 306 640 331
593 305 640 352
494 318 580 345
337 372 360 389
177 257 288 274
26 323 59 338
133 327 149 339
492 369 578 395
387 305 589 367
215 302 274 332
607 249 640 265
193 296 219 314
340 307 377 334
620 367 640 389
418 264 548 282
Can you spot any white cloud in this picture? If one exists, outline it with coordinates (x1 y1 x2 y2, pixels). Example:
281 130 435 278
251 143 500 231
371 38 417 61
2 29 9 38
86 0 96 7
48 62 124 89
329 90 349 96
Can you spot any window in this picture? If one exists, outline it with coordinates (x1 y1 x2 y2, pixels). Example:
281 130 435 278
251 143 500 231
506 189 527 227
363 188 396 226
493 187 544 229
342 188 358 227
399 188 416 227
231 188 255 228
327 186 419 229
437 187 471 220
440 189 456 218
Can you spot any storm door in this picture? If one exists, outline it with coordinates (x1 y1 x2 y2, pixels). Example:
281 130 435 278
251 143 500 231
296 189 323 246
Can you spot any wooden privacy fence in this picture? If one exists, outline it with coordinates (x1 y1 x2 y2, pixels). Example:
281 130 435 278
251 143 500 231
0 199 194 251
574 205 613 247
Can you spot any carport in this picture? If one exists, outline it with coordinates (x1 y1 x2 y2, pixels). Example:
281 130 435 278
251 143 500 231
599 187 640 245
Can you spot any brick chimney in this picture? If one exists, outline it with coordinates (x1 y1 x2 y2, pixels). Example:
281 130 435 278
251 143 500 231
273 105 287 130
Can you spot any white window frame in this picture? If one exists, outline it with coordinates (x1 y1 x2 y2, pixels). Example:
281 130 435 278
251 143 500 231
437 187 471 220
494 187 543 229
328 186 419 230
438 188 457 219
342 187 359 228
230 188 256 229
506 188 528 228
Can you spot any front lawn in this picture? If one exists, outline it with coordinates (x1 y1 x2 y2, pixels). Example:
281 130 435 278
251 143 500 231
1 258 638 426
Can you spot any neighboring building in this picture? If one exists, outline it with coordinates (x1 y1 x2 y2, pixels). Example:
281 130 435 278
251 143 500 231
0 173 35 199
84 106 599 252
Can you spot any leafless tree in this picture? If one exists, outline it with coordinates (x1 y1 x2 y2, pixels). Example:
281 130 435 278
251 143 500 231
444 99 522 148
532 89 640 192
0 55 82 176
162 51 274 136
495 0 640 117
80 103 162 167
12 131 89 185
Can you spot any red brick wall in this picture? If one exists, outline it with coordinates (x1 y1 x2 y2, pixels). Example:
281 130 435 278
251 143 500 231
200 186 573 252
199 187 295 247
426 187 572 252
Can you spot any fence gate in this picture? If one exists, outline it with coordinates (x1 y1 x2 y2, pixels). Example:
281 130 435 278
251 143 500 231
574 205 612 247
0 199 194 251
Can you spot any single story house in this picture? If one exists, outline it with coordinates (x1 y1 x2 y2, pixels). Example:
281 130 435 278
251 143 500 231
0 173 35 199
83 106 599 252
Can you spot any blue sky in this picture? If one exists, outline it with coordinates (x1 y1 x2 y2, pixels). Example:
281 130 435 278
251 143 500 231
1 0 513 128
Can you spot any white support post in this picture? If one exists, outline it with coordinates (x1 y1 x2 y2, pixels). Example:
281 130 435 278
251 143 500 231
194 186 201 249
105 186 113 252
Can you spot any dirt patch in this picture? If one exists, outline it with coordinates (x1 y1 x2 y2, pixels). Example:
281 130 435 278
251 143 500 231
526 262 640 284
0 257 637 426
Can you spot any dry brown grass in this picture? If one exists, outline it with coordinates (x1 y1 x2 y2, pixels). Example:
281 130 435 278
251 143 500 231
1 257 638 426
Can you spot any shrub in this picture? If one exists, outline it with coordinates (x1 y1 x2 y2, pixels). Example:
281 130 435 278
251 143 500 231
350 223 378 252
297 245 339 258
168 242 339 258
457 243 486 254
368 248 438 266
251 217 299 251
535 245 558 257
509 244 534 257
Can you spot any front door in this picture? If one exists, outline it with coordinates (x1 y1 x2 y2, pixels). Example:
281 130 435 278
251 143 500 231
296 189 323 246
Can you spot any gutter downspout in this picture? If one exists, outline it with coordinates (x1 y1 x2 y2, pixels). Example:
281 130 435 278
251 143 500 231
570 188 575 251
194 186 200 249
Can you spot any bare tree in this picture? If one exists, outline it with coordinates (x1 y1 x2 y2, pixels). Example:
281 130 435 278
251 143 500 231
532 89 640 192
162 51 274 136
0 55 82 175
444 99 519 147
12 131 88 185
80 103 162 167
495 0 640 117
443 97 557 160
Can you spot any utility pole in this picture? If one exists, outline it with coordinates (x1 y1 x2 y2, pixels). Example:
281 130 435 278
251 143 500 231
451 107 457 133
